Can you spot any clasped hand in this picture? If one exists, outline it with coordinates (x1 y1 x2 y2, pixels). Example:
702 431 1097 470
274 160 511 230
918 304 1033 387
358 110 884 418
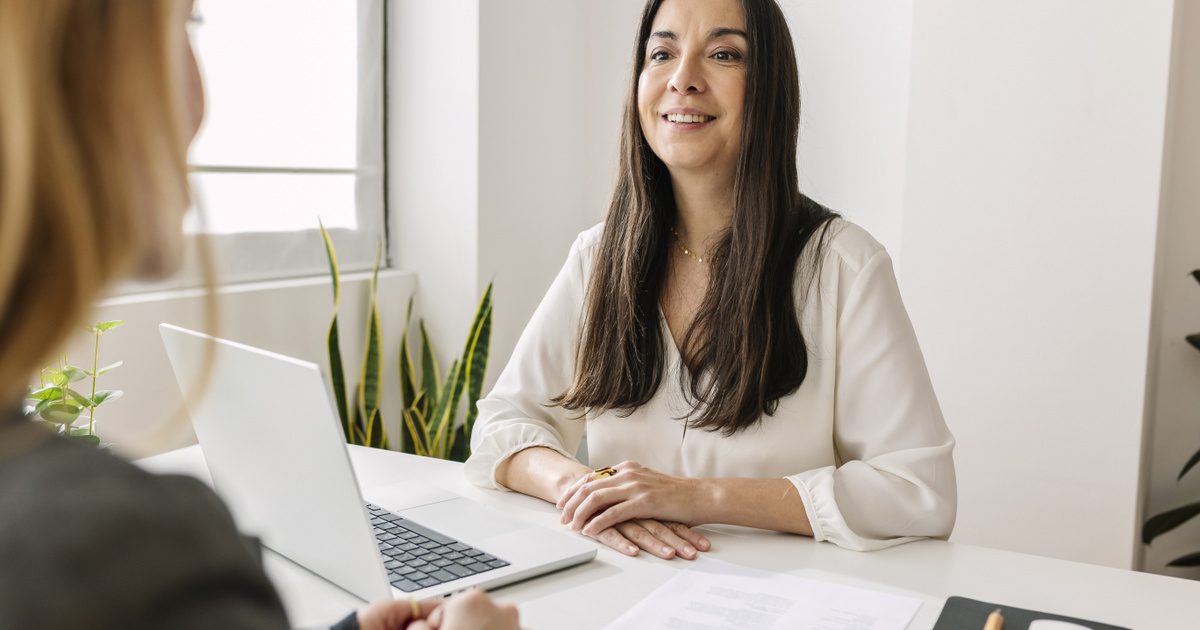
555 461 711 560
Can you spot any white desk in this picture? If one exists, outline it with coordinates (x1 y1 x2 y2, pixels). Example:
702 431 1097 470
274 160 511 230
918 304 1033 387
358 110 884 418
140 445 1200 629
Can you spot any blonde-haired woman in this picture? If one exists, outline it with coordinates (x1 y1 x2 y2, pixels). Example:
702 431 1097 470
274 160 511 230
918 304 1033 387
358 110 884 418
0 2 516 629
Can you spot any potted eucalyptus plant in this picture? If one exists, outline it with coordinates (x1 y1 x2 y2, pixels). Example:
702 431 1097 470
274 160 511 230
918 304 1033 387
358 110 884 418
24 320 125 447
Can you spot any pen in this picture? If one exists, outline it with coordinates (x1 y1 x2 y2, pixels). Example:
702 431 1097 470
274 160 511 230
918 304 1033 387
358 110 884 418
983 608 1004 630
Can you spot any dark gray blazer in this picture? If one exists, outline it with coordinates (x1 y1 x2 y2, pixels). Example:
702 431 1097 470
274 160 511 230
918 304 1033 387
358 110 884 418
0 406 355 629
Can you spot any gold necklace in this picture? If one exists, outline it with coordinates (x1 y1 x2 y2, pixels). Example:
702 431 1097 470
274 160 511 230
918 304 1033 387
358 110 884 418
670 227 707 263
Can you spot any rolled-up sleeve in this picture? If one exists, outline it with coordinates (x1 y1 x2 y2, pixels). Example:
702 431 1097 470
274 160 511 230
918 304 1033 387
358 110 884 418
464 233 591 490
787 249 957 550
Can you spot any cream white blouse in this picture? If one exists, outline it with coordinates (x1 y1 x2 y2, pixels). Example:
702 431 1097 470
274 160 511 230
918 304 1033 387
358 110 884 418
465 219 956 551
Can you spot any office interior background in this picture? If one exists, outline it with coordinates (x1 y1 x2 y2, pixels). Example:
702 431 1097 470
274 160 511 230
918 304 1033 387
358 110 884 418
58 0 1199 582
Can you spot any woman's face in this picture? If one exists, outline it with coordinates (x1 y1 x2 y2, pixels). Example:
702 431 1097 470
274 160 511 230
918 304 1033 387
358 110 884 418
637 0 747 177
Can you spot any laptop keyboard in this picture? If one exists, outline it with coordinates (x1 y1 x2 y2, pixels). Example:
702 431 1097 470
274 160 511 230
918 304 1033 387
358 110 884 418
366 503 511 593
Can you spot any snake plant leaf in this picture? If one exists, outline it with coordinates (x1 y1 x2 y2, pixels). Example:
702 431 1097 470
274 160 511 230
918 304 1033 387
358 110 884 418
357 241 384 422
399 297 417 415
403 406 427 457
366 408 389 450
42 403 81 425
430 359 464 458
319 221 350 437
449 425 470 463
88 320 125 334
91 390 123 406
460 284 493 442
419 321 439 418
1167 551 1200 567
89 361 123 377
1143 501 1200 545
398 391 424 455
1178 447 1200 481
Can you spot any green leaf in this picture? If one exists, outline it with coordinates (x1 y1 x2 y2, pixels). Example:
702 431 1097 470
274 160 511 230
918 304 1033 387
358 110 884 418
399 392 424 455
41 403 82 425
62 366 87 383
1167 551 1200 567
366 408 389 450
27 386 64 402
44 370 68 386
449 424 471 463
357 241 384 421
320 221 350 440
1179 447 1200 482
58 387 92 407
430 360 465 458
89 361 124 377
459 283 493 447
319 220 341 302
88 320 125 333
1143 501 1200 545
403 406 428 457
419 321 439 418
328 317 350 441
91 390 123 406
68 434 101 446
398 298 417 454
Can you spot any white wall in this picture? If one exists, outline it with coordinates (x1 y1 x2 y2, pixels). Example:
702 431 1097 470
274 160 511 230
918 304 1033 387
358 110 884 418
781 0 914 263
1142 0 1200 580
387 0 480 361
899 0 1176 569
389 1 629 384
477 1 616 383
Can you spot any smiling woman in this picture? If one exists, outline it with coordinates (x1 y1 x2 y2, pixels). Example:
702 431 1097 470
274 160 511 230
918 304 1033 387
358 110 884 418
466 0 957 560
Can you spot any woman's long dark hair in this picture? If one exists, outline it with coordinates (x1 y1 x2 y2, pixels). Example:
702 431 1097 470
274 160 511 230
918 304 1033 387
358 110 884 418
553 0 837 436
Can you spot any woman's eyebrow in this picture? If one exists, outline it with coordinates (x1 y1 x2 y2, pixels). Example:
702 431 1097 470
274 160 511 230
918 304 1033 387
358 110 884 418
650 30 677 40
709 27 748 40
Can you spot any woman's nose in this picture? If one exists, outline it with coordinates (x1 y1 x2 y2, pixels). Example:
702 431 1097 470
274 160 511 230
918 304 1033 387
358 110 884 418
668 55 706 95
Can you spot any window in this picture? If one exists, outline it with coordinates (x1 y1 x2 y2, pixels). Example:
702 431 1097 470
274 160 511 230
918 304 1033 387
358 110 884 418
136 0 387 291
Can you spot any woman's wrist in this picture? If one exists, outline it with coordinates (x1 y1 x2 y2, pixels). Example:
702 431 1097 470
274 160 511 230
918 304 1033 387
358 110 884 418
496 446 590 504
689 477 724 524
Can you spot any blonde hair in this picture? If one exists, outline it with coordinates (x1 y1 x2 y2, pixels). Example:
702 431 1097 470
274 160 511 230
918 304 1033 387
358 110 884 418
0 0 194 405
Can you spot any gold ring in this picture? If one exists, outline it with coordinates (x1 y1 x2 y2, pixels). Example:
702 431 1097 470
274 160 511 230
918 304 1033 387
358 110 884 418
410 596 421 619
590 466 617 481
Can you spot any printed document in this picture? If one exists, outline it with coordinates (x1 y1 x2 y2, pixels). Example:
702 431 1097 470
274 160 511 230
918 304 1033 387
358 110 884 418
605 558 922 630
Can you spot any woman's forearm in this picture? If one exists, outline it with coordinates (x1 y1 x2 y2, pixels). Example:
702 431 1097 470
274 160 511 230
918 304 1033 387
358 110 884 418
697 477 814 536
494 446 591 504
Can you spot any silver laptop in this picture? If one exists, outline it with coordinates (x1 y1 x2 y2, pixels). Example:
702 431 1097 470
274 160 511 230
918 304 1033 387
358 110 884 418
160 323 595 602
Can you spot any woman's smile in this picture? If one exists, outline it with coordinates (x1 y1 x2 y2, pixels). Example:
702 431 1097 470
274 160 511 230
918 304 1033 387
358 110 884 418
661 107 718 132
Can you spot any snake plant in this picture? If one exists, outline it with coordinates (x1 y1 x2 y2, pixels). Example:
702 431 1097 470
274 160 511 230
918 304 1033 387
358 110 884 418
1142 269 1200 568
399 283 492 462
321 223 389 449
320 222 493 459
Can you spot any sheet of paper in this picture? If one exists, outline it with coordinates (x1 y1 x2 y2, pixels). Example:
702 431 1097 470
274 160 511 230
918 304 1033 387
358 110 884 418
605 558 922 630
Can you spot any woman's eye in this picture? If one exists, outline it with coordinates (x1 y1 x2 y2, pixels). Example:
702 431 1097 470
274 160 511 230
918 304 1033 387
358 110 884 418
649 50 672 62
713 50 741 62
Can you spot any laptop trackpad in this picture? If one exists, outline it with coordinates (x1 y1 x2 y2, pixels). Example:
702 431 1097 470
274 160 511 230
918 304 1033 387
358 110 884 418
364 482 458 511
399 500 527 542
